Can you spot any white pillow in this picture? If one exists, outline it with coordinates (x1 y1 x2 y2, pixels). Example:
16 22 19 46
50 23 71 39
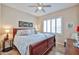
16 30 22 36
16 29 35 36
31 29 36 34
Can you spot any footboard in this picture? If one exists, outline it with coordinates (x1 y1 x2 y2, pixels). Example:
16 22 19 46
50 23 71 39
29 36 55 55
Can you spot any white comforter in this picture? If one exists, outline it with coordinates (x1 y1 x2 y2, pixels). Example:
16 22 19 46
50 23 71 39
14 33 54 55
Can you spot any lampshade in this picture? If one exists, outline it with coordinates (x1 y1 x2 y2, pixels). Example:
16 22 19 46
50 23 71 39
5 29 10 33
3 25 12 34
76 26 79 32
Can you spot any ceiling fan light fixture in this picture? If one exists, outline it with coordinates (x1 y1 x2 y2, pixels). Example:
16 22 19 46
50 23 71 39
38 7 42 10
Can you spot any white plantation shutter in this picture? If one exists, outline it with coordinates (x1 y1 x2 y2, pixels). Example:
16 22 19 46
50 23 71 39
43 20 46 32
56 18 62 33
51 19 55 33
47 20 51 32
43 17 62 33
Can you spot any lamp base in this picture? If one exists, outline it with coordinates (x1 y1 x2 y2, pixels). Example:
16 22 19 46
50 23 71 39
2 47 13 52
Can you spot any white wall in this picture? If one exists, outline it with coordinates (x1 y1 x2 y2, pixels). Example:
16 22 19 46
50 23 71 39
2 4 37 28
0 4 2 34
0 4 1 27
77 5 79 24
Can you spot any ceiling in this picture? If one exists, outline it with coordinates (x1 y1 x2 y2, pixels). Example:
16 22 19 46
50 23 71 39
4 3 78 17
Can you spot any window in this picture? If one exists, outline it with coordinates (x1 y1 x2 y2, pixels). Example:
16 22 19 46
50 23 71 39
43 20 46 32
56 18 62 33
43 17 62 33
51 19 55 33
47 20 51 32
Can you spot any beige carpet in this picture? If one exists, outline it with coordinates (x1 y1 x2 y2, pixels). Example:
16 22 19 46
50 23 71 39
48 44 65 55
0 44 65 55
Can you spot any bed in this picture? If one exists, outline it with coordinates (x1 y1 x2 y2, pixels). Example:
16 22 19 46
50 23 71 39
13 27 56 55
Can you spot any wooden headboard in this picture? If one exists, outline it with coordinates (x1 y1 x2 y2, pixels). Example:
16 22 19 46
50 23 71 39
13 28 21 38
13 21 33 38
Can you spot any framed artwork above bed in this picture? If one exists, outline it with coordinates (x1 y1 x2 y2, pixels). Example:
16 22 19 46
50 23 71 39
19 21 33 27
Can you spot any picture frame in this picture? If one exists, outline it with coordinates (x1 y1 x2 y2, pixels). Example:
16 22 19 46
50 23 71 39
19 21 33 27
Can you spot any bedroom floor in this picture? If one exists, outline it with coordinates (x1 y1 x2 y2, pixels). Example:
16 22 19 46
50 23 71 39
0 43 65 55
48 43 65 55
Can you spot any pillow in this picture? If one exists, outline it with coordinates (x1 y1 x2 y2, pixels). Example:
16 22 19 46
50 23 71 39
31 28 37 34
16 30 22 36
16 29 35 36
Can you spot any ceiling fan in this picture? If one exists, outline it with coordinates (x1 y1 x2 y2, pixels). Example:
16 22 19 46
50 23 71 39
28 3 51 13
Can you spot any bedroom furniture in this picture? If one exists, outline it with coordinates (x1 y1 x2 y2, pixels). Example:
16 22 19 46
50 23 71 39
2 26 13 52
0 35 3 51
65 39 79 55
29 36 55 55
13 28 56 55
2 37 13 52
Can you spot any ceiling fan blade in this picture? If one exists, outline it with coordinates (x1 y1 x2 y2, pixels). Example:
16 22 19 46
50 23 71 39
42 8 45 12
28 3 51 7
28 5 38 7
42 5 51 7
34 8 38 12
37 3 42 6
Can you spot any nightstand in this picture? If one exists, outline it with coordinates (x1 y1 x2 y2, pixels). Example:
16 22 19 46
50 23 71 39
2 38 13 52
0 35 5 51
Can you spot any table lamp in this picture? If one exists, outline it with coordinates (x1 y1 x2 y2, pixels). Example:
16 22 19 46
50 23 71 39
3 26 13 52
4 26 11 41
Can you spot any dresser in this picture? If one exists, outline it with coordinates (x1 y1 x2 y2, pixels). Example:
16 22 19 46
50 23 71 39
65 39 79 55
0 34 13 52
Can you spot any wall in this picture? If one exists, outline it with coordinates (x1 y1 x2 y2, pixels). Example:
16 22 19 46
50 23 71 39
1 4 37 28
0 4 37 34
36 5 79 44
0 4 2 49
0 4 2 35
0 4 1 26
77 5 79 24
